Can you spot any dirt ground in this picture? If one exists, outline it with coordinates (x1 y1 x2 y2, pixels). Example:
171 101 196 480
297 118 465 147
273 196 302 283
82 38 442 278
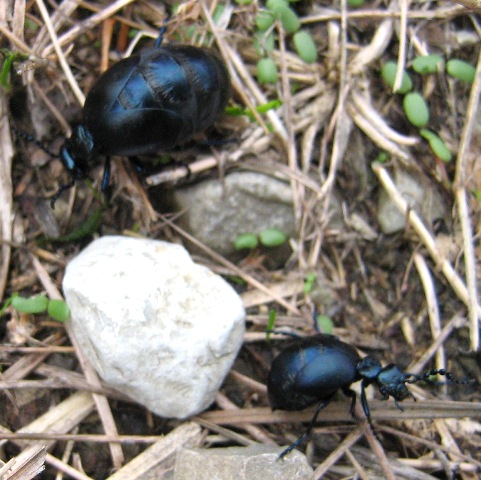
1 0 481 478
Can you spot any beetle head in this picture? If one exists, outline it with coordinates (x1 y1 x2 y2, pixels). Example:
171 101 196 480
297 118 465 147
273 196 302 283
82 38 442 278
376 364 414 401
59 125 95 180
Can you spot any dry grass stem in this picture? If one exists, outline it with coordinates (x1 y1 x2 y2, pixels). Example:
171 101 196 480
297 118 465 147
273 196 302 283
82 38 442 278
453 43 481 351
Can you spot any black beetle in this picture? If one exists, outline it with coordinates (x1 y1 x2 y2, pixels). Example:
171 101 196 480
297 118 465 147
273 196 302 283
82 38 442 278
268 333 473 458
52 28 231 205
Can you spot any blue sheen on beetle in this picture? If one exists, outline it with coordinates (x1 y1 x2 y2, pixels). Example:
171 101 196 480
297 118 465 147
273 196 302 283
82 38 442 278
267 333 473 459
52 32 231 206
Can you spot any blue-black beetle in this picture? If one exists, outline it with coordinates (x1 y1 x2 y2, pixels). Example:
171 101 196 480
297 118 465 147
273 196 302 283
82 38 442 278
268 333 473 458
52 29 231 205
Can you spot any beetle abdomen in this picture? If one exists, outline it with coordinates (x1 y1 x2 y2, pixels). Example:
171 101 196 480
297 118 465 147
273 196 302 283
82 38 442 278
83 45 230 156
268 335 361 411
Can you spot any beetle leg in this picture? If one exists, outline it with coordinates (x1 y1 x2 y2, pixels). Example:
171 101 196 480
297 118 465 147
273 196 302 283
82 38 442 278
342 387 357 418
359 379 372 420
154 16 170 48
358 380 383 441
50 179 76 208
278 395 333 460
100 156 111 193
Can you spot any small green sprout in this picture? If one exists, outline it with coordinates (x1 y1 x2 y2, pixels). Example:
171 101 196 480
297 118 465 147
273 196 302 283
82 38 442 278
381 61 413 94
266 309 278 340
315 313 334 334
234 228 288 250
47 300 70 323
403 92 429 128
256 99 283 113
412 54 444 74
0 50 30 91
259 228 287 247
293 30 318 64
420 129 452 162
234 233 259 250
257 57 278 83
12 295 49 314
303 273 316 294
256 10 276 31
374 151 389 163
446 59 476 83
4 294 70 323
266 0 300 33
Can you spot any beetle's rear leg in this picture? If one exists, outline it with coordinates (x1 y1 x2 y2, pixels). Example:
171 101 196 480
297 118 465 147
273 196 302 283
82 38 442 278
278 395 334 460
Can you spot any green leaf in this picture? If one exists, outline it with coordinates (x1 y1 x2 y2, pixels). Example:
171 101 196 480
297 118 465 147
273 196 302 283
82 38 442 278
266 0 289 10
257 57 278 84
293 30 318 63
472 189 481 203
412 54 444 74
374 151 389 163
259 228 287 247
0 293 17 316
255 10 275 31
234 233 259 250
256 99 283 112
278 6 300 33
381 61 413 94
315 314 334 334
47 299 70 322
403 92 429 128
266 309 278 340
420 129 452 162
12 295 49 314
303 273 316 294
266 0 300 33
446 59 476 83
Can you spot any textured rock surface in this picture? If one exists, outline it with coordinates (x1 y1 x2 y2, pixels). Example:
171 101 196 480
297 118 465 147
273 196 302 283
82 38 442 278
173 172 296 256
174 445 314 480
63 236 245 418
377 169 445 234
171 171 343 261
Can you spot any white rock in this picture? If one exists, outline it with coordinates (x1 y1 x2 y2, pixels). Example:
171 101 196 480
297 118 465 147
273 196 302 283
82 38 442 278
63 236 245 418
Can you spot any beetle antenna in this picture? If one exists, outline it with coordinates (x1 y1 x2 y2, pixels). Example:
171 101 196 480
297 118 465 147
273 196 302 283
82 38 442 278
404 369 477 386
12 125 59 158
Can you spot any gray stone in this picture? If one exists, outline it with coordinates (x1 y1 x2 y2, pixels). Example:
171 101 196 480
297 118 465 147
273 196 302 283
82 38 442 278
377 169 446 234
173 172 296 257
174 445 314 480
63 236 245 418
